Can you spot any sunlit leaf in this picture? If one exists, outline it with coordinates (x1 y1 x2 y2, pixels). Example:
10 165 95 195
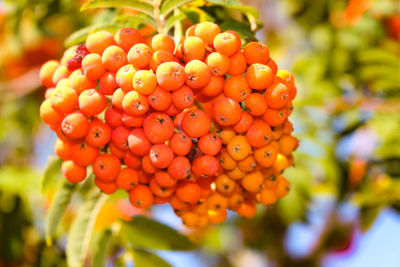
46 179 77 245
81 0 154 17
92 229 112 267
165 12 187 32
115 14 158 28
207 0 241 5
64 23 120 47
66 190 107 267
41 157 63 194
160 0 196 16
131 249 172 267
120 216 195 250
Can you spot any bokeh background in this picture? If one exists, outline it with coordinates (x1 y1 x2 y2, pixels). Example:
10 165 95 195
0 0 400 266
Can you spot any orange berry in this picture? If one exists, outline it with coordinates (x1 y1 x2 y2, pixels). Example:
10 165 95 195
128 128 152 156
50 86 78 114
71 141 99 167
207 209 227 224
115 167 139 191
151 33 175 53
194 21 221 46
52 65 70 85
116 64 136 92
228 51 247 76
61 160 87 183
201 76 224 97
216 127 236 145
142 155 158 174
236 201 256 218
155 171 177 188
238 155 257 173
219 151 237 170
93 154 121 182
227 166 247 180
227 135 251 161
262 108 287 127
170 132 192 156
149 144 174 169
156 62 186 91
86 30 116 55
143 112 174 144
242 171 264 192
254 144 278 168
192 155 219 177
122 90 149 116
182 36 205 62
265 80 290 109
245 93 268 116
127 43 152 68
243 42 270 65
213 32 241 56
105 106 122 128
111 125 131 151
212 96 242 126
279 135 299 156
168 156 191 180
69 69 96 94
184 59 211 89
55 138 72 160
78 89 107 116
215 173 236 195
123 151 141 169
114 27 143 52
176 181 202 204
246 63 274 90
95 178 118 194
181 212 199 228
61 111 89 139
206 193 228 211
148 87 172 111
122 113 145 128
198 133 222 156
275 176 290 198
99 72 118 95
246 121 272 148
171 86 194 110
129 185 154 209
181 109 211 138
149 50 175 72
40 60 59 87
206 52 230 76
228 192 245 210
133 70 157 95
232 111 253 133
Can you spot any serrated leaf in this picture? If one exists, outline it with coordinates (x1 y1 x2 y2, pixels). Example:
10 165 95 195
120 215 195 250
131 249 172 267
92 229 112 267
66 190 107 267
115 14 158 28
41 157 63 194
359 205 382 232
64 23 120 47
46 179 77 245
81 0 154 17
160 0 196 16
165 12 187 32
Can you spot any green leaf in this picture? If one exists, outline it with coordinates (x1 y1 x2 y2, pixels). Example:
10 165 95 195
115 14 158 28
81 0 154 17
120 215 195 250
165 12 187 32
220 20 255 40
92 229 112 267
359 205 382 232
207 0 241 5
46 179 77 245
131 249 172 267
66 190 107 267
64 23 120 47
160 0 196 16
41 157 63 194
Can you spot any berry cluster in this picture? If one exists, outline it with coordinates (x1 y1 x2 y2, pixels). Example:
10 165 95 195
39 22 299 228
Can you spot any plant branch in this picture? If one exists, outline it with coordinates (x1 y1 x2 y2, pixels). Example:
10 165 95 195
153 0 164 33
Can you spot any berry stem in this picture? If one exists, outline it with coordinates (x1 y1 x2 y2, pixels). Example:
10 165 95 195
153 0 165 34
